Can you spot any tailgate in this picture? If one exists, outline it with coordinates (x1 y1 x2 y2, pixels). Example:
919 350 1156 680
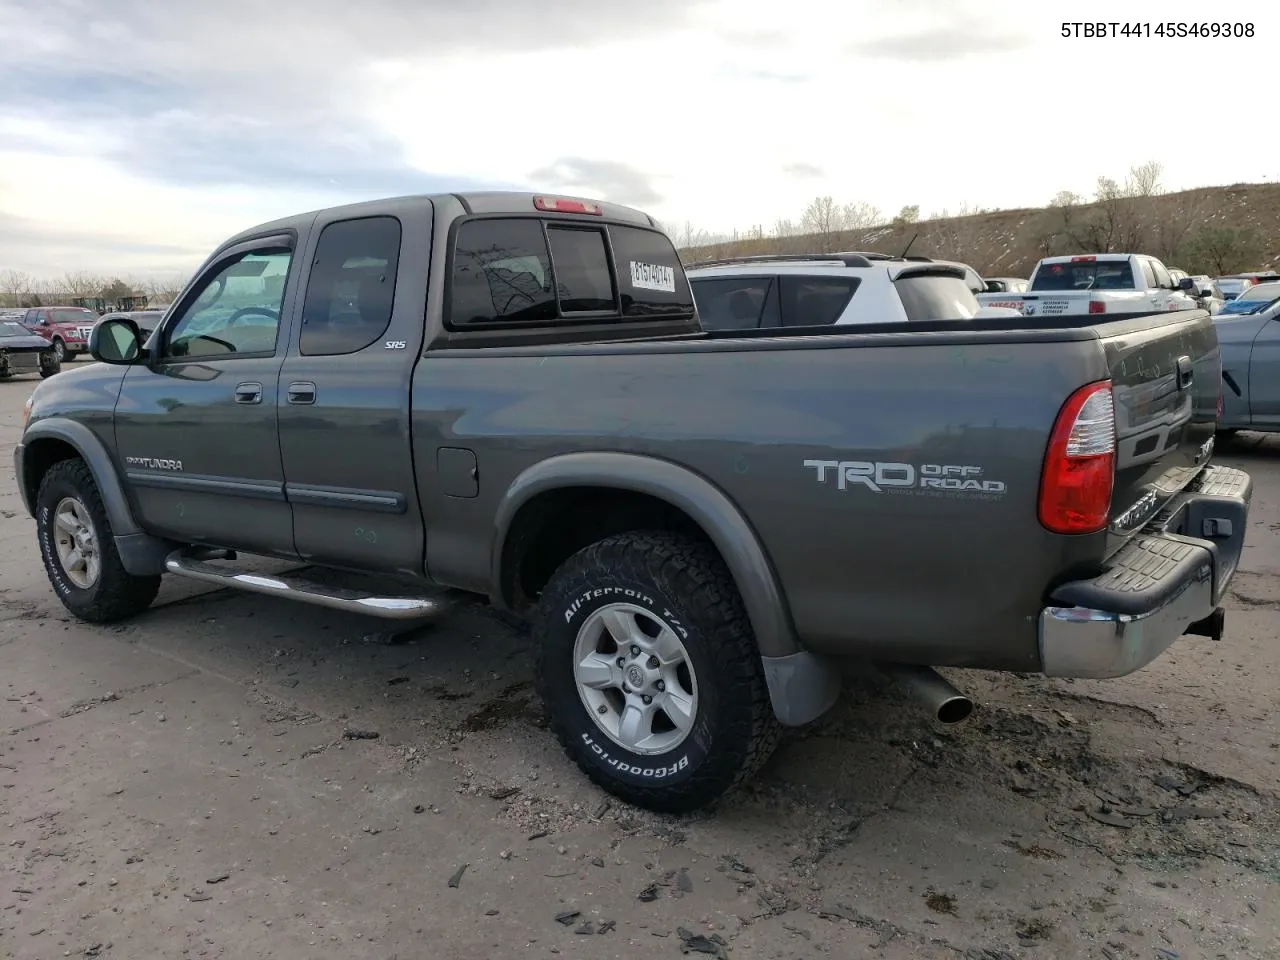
988 292 1098 316
1099 310 1219 555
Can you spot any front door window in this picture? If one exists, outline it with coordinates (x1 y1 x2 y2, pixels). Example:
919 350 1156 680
162 250 292 359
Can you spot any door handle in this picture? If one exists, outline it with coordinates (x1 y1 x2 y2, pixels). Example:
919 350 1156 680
234 381 263 404
287 381 316 405
1176 356 1194 390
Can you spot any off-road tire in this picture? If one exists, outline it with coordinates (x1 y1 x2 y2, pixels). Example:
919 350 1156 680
40 354 61 378
35 459 161 622
534 530 781 813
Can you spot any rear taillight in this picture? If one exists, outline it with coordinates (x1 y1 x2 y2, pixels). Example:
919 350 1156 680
1088 300 1106 314
1038 380 1116 534
1070 256 1097 263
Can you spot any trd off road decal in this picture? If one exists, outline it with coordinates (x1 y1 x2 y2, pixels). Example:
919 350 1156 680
804 459 1007 500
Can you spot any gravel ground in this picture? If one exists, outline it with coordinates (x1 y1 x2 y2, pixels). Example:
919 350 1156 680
2 373 1278 960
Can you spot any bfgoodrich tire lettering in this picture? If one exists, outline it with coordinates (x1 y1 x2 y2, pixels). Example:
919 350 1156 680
35 459 161 623
534 531 780 813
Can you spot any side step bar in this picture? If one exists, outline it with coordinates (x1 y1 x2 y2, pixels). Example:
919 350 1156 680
164 547 459 620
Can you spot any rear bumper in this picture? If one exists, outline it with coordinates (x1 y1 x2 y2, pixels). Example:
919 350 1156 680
1038 464 1252 679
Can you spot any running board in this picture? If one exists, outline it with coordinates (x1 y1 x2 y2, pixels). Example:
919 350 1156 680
164 547 460 620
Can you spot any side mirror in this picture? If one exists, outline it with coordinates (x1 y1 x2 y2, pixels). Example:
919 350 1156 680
1199 287 1214 298
89 317 143 364
1178 276 1196 292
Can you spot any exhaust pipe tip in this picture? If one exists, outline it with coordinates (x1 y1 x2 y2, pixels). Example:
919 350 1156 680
935 693 974 725
879 663 974 725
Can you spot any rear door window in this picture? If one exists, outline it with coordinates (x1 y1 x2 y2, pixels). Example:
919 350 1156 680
448 217 693 328
1150 260 1173 289
689 277 777 330
894 273 980 321
299 215 402 356
1139 259 1158 289
777 277 859 326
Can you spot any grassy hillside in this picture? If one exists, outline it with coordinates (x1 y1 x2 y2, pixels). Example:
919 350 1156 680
677 182 1280 279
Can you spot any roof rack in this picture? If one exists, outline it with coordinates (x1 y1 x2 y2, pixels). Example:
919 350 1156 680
684 251 947 271
684 252 880 269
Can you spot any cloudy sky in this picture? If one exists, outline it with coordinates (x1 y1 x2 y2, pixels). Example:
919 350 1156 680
0 0 1272 279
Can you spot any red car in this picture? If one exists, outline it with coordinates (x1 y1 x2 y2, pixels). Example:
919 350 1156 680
21 306 99 362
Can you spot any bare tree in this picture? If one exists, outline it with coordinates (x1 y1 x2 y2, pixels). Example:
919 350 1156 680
141 275 189 304
0 269 33 308
1127 160 1164 198
61 271 103 301
1144 191 1210 266
1049 190 1083 210
892 205 920 227
800 196 846 252
671 220 710 252
1183 227 1263 276
841 201 882 231
100 277 135 301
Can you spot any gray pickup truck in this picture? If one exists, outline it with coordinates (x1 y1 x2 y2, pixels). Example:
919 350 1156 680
14 191 1252 812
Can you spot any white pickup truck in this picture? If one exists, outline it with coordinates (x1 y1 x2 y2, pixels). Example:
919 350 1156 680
976 253 1199 317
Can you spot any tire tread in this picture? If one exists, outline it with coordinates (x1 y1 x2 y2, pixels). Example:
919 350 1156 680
37 459 161 623
534 530 780 812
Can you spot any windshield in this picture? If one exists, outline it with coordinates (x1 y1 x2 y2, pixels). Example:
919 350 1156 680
1216 279 1248 292
0 320 31 337
51 308 96 324
1031 260 1136 291
1219 283 1280 314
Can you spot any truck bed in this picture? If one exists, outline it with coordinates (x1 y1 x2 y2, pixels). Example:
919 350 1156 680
413 307 1220 671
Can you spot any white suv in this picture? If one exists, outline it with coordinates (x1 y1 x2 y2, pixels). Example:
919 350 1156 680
685 252 1016 331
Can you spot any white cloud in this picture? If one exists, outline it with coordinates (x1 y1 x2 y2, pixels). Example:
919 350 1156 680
0 0 1275 276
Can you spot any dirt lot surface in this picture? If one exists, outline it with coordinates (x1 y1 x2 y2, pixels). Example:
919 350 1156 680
2 372 1278 960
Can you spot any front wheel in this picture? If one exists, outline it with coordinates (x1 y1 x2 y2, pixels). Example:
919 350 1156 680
50 339 65 362
36 459 161 622
40 353 61 378
534 531 780 813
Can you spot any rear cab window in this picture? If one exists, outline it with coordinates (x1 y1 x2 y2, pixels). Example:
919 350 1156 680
447 217 694 328
1031 260 1137 292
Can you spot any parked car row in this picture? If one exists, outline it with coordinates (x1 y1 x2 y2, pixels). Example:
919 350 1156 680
1214 280 1280 436
0 305 170 381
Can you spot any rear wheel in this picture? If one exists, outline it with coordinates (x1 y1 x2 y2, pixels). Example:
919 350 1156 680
35 459 161 622
534 531 780 813
39 352 61 378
